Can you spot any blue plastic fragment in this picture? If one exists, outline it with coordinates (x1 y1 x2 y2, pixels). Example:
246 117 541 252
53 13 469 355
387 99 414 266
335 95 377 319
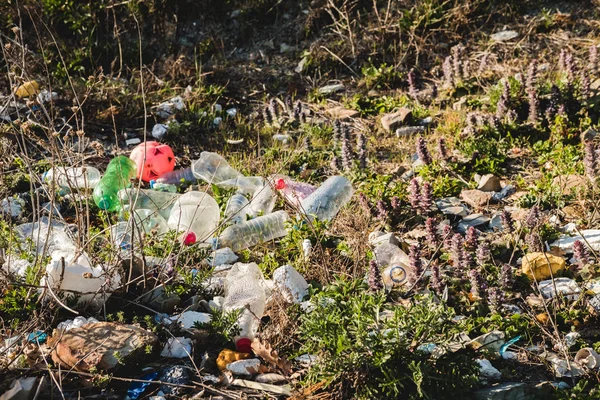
27 331 47 344
499 335 521 355
126 371 158 400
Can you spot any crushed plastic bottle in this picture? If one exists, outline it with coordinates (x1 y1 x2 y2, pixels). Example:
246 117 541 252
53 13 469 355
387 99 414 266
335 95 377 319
167 191 220 244
156 152 242 186
118 188 180 221
374 243 413 289
132 208 170 236
224 193 251 225
274 176 316 208
249 184 277 216
150 180 178 193
42 166 101 190
93 156 137 211
300 175 353 221
222 262 266 353
217 210 289 252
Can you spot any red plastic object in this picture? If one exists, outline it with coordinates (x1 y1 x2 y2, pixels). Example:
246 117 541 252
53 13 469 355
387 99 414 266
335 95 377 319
129 141 176 182
275 178 286 190
236 337 252 354
183 232 196 246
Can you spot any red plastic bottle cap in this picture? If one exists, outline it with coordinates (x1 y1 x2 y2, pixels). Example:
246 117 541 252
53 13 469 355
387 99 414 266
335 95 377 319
236 337 252 354
183 232 196 246
275 178 286 190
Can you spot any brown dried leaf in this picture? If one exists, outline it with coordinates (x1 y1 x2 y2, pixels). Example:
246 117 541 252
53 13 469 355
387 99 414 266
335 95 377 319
251 338 292 375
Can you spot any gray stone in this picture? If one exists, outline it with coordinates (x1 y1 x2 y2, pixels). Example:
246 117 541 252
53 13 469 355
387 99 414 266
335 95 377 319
368 232 400 247
582 128 599 142
381 107 412 132
551 230 600 253
473 383 530 400
457 214 490 233
492 185 516 202
478 174 502 192
435 197 470 217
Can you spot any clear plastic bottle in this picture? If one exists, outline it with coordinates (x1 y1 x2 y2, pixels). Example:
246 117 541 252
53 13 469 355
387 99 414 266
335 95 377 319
374 243 413 290
118 188 180 220
131 208 170 236
167 191 220 244
43 166 101 190
217 176 264 195
222 262 266 353
224 193 251 225
217 210 289 252
299 175 353 221
249 184 277 216
156 151 242 186
93 156 137 211
274 176 315 208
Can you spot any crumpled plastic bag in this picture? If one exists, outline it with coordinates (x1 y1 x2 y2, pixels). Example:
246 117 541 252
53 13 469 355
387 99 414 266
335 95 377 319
538 278 581 300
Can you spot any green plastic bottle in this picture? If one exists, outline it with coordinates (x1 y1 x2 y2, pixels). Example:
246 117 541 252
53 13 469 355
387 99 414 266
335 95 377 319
93 156 137 211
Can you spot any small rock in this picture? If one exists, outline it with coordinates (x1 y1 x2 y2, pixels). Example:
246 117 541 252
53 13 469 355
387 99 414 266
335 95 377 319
227 358 263 376
521 252 566 281
126 138 141 146
295 57 308 73
273 265 309 303
395 126 425 137
294 354 318 367
491 184 516 202
551 230 600 253
477 174 502 192
477 359 502 381
156 96 185 119
460 189 492 208
435 197 470 217
152 123 168 140
318 83 344 95
380 107 413 132
50 322 158 371
490 30 519 41
457 214 490 233
553 175 588 195
279 43 295 53
325 106 358 120
210 247 238 266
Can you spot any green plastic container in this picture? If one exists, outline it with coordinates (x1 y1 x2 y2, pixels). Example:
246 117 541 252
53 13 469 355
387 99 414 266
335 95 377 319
93 156 137 211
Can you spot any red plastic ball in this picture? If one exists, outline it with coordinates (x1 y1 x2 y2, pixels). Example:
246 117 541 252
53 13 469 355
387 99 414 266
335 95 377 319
129 141 176 182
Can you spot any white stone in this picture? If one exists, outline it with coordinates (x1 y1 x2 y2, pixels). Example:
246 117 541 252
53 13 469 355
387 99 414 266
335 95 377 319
170 311 212 329
210 247 238 266
152 124 168 140
551 230 600 253
273 265 309 303
318 83 344 95
126 138 141 146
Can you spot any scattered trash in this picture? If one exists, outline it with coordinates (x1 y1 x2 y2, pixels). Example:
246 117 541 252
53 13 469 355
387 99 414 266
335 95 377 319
223 263 267 353
37 89 58 103
167 191 220 244
217 210 290 252
217 349 252 371
544 352 585 378
227 358 264 376
575 348 600 369
210 247 239 266
0 377 38 400
27 331 47 344
256 373 287 383
468 331 505 353
43 166 101 190
564 332 580 348
538 278 581 300
155 96 185 119
551 230 600 253
160 337 193 358
158 365 191 396
129 141 176 182
0 196 25 218
273 264 309 303
93 156 137 211
477 359 502 381
521 252 566 281
302 239 312 258
300 175 354 221
224 193 251 225
15 80 40 98
151 123 168 140
126 371 158 400
318 83 344 95
170 311 212 329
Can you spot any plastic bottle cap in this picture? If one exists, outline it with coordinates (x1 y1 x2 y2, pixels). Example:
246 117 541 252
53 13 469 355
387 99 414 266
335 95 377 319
183 232 197 246
275 178 286 190
236 338 252 354
149 180 156 188
97 197 111 210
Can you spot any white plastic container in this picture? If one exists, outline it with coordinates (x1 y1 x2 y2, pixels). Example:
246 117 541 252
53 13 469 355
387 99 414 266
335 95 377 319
224 193 251 225
43 166 101 189
168 191 220 243
222 262 266 353
217 210 289 252
300 175 353 221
